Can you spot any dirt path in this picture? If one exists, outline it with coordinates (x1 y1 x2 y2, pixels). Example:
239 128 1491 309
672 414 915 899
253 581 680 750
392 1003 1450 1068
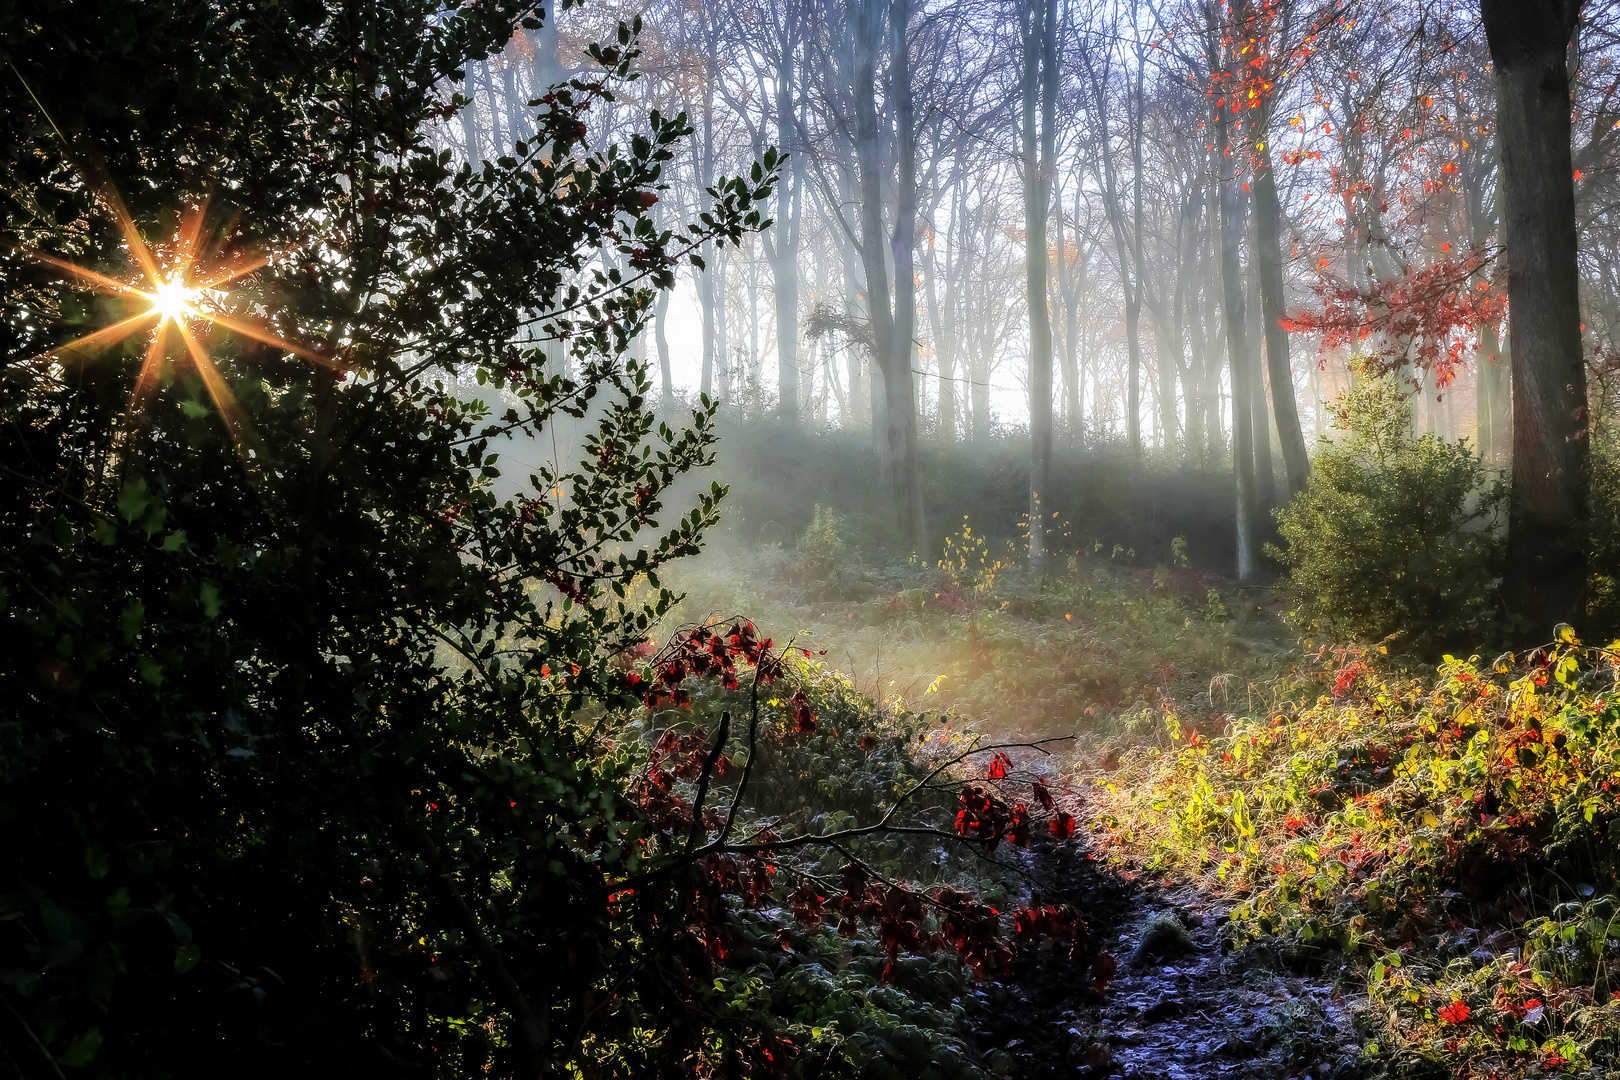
970 831 1365 1080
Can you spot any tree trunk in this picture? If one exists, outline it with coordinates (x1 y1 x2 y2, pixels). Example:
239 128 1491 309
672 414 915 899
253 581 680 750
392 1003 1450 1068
698 88 717 399
533 5 562 87
838 174 867 431
1024 0 1057 574
1204 261 1225 460
1085 46 1142 458
885 0 925 549
1476 320 1509 461
1216 99 1260 579
500 58 526 144
1248 268 1277 511
460 69 482 167
655 288 673 415
853 0 924 549
923 224 955 441
1177 187 1205 460
1123 272 1143 455
773 53 802 425
1485 0 1588 636
480 61 506 153
1056 179 1082 444
715 247 730 399
1251 137 1311 495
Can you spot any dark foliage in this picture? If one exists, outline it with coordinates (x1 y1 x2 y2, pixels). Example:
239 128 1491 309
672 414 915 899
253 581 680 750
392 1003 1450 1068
0 2 789 1073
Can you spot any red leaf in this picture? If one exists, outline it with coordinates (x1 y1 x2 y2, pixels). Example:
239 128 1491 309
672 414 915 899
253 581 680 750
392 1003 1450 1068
1090 952 1118 993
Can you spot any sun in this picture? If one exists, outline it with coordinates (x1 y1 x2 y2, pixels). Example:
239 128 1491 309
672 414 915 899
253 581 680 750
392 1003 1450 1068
150 279 200 324
28 183 337 447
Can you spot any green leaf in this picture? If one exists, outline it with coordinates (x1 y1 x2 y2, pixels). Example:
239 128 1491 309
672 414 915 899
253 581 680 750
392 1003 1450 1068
138 657 165 686
161 529 187 553
200 581 221 618
120 599 145 642
59 1028 102 1067
174 944 203 974
141 501 167 538
117 477 151 523
180 398 210 418
85 844 111 880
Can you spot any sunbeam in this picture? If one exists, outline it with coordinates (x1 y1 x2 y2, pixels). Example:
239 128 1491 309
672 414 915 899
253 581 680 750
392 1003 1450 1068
29 182 331 438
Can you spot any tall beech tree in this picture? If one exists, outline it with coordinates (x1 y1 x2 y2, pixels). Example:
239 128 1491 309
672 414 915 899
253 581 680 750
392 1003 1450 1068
1483 0 1589 634
850 0 927 549
1024 0 1059 573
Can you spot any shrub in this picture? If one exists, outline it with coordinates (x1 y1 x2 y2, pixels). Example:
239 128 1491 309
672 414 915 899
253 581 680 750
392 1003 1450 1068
1092 634 1620 1078
1272 371 1505 656
0 6 786 1075
795 503 850 582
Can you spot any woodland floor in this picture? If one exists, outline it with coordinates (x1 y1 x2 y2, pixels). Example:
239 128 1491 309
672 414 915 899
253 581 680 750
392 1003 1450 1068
971 817 1367 1080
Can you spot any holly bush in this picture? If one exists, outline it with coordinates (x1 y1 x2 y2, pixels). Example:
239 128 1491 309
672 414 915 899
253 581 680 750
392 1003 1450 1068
0 1 792 1073
1271 370 1505 657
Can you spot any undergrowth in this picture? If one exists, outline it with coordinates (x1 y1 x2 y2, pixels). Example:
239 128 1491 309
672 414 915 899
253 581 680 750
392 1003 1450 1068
661 511 1290 740
1092 631 1620 1078
616 639 1083 1078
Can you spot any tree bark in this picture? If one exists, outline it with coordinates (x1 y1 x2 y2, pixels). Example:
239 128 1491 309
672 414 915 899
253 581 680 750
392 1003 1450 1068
698 80 718 399
1248 267 1277 510
852 0 925 549
886 0 926 549
768 33 803 425
533 4 562 88
1056 178 1082 444
1177 187 1205 459
500 57 526 145
460 68 482 167
654 288 673 415
480 61 506 153
1251 137 1311 495
1484 0 1589 636
1477 321 1510 461
1024 0 1058 574
922 221 954 441
1215 92 1259 579
1084 45 1143 458
715 246 730 398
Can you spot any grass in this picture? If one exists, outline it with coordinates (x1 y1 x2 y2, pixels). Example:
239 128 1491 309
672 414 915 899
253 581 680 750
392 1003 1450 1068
659 509 1292 743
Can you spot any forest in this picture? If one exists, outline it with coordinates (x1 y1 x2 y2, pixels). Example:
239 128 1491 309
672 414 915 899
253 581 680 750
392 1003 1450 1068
3 0 1620 1077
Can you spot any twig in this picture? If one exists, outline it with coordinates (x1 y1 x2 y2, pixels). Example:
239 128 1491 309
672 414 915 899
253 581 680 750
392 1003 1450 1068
684 709 731 852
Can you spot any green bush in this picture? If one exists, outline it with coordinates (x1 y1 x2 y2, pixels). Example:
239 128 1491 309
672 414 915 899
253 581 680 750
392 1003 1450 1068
1272 371 1505 656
